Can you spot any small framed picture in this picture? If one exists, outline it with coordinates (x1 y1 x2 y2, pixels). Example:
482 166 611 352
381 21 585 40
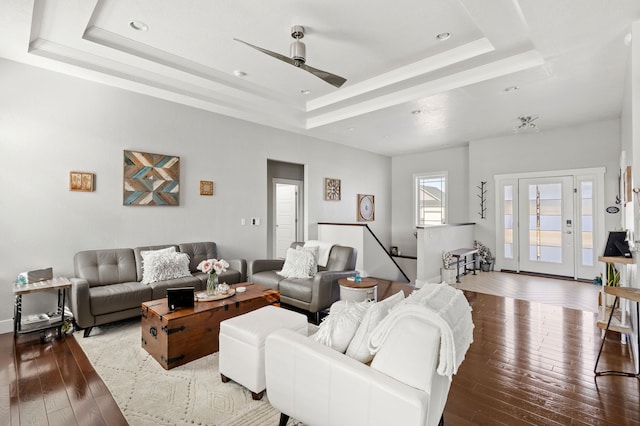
324 178 341 201
70 172 94 192
200 180 214 196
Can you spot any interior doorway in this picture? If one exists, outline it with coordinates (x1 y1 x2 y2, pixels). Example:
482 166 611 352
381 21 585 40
274 179 302 258
267 160 305 258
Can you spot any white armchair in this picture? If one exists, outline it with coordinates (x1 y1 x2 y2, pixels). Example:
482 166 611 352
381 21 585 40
265 314 452 426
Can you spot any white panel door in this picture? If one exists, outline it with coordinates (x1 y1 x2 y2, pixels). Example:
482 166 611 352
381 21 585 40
518 176 575 277
275 183 298 259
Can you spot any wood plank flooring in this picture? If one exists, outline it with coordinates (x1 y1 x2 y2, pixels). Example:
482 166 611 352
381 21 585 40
0 331 126 426
1 272 638 425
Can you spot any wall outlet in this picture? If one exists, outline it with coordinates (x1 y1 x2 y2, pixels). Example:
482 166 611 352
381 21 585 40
251 217 260 226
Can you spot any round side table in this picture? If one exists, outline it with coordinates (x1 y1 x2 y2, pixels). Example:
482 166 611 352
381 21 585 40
338 277 378 302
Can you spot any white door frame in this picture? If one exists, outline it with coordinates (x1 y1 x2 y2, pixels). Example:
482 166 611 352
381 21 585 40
272 178 304 258
495 167 605 279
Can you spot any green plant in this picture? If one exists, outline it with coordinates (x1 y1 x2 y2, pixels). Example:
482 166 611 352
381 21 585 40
474 240 493 264
606 262 620 286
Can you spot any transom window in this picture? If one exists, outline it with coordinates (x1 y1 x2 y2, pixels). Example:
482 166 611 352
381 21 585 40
415 172 447 226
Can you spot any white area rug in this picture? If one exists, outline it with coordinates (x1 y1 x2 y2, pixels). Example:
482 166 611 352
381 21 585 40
75 319 293 426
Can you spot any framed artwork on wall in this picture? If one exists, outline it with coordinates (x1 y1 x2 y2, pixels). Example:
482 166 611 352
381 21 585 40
69 171 94 192
123 150 180 206
200 180 214 196
325 178 341 201
357 194 375 222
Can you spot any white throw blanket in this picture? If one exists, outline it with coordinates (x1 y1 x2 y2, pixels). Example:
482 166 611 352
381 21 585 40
368 283 474 377
304 240 334 267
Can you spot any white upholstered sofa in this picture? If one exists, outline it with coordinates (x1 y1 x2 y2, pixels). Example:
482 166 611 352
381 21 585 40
265 284 474 426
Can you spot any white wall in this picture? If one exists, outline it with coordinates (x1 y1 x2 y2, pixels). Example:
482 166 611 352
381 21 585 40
469 119 621 256
0 58 391 328
391 146 470 257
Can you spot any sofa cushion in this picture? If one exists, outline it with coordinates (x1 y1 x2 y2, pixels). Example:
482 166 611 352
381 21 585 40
278 247 316 279
312 300 371 353
148 275 203 299
178 242 218 273
74 248 138 286
346 290 406 363
89 281 153 316
279 277 314 303
325 245 357 271
141 251 192 284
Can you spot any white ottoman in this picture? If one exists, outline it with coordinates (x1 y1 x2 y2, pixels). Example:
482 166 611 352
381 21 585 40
219 305 308 400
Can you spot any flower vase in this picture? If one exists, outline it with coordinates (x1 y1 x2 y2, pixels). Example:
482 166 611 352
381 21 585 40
206 273 219 296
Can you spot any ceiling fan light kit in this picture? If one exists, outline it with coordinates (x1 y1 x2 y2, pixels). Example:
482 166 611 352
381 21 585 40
234 25 347 88
513 115 540 133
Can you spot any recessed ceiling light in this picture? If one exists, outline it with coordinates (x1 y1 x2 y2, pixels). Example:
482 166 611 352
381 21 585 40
411 109 422 115
436 32 451 41
233 70 247 78
129 20 148 31
300 89 311 95
504 85 520 92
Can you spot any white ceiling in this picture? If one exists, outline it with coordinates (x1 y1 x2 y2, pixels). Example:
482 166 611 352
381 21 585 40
1 0 638 156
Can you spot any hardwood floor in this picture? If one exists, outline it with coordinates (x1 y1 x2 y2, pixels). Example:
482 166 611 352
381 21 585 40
1 272 638 425
0 331 126 425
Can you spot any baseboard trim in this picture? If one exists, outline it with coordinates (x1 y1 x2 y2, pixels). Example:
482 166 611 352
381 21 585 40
0 319 13 335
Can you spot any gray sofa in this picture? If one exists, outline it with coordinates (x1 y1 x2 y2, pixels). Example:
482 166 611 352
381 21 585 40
69 242 246 336
249 242 357 322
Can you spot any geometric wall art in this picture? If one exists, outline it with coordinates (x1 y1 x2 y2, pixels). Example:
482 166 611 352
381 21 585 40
123 150 180 206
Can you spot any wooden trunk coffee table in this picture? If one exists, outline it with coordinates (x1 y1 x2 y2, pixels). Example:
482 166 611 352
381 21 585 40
141 283 279 370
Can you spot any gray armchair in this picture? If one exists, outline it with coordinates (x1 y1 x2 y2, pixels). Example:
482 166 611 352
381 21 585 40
249 242 357 322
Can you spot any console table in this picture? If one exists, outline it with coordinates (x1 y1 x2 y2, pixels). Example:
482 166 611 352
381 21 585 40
13 276 71 341
596 256 634 338
450 248 478 283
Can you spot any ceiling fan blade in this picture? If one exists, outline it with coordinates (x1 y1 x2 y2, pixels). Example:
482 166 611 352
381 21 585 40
234 38 347 88
299 63 347 88
234 38 296 66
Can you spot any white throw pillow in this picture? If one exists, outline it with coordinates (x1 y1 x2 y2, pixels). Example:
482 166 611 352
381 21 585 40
298 245 319 274
141 246 176 257
278 248 316 279
312 300 371 353
142 251 192 284
140 246 177 278
346 290 406 363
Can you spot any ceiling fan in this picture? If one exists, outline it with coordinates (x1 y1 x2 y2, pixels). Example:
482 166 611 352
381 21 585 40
514 115 539 133
234 25 347 88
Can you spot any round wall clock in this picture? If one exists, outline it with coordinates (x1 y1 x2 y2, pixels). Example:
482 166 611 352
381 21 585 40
357 194 375 222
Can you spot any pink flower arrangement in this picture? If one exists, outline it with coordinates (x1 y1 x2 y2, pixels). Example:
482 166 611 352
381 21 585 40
197 258 229 275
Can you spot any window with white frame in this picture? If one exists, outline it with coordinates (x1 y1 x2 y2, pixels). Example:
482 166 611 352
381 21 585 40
415 172 447 226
